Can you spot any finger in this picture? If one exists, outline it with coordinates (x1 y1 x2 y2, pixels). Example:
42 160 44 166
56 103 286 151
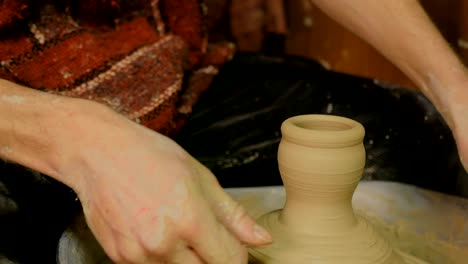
136 213 175 259
192 160 272 246
211 188 272 246
185 198 248 264
164 243 204 264
114 233 148 264
83 207 120 262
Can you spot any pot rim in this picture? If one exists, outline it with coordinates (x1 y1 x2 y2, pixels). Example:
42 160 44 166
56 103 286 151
280 114 365 148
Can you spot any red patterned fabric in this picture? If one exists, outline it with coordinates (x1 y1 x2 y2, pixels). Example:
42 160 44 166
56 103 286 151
0 0 235 137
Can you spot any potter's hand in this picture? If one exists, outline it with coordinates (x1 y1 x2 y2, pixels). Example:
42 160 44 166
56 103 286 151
0 79 271 263
446 88 468 172
55 103 272 263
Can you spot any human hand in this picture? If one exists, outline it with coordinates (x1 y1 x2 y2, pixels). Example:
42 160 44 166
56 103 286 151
447 90 468 172
55 102 272 263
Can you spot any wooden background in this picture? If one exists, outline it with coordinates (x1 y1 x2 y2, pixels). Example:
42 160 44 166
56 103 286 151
284 0 468 89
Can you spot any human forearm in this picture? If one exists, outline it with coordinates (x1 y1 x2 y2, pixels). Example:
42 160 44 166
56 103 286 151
0 79 103 188
310 0 467 126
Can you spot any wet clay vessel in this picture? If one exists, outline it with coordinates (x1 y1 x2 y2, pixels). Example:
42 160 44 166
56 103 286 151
248 115 426 264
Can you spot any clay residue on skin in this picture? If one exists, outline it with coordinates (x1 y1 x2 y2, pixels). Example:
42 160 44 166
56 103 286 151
216 201 232 222
51 97 63 104
0 146 12 156
1 95 25 104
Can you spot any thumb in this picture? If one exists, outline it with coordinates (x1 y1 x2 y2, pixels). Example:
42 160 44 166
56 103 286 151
191 159 272 246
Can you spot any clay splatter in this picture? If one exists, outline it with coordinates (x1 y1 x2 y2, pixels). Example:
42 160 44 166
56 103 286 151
0 146 12 156
1 95 25 104
457 39 468 49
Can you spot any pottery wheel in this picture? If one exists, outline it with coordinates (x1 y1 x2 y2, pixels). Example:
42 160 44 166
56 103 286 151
57 181 468 263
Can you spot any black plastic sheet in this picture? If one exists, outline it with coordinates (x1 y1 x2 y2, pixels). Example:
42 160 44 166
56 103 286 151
177 53 468 196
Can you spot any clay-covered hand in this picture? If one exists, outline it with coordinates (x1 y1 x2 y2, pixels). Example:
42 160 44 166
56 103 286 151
57 103 272 263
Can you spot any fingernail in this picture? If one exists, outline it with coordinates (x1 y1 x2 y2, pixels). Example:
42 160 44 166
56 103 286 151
254 224 272 242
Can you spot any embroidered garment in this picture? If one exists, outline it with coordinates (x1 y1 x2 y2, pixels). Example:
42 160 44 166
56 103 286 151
0 0 235 136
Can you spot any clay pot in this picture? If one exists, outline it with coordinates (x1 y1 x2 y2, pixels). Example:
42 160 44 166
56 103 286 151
248 114 425 264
